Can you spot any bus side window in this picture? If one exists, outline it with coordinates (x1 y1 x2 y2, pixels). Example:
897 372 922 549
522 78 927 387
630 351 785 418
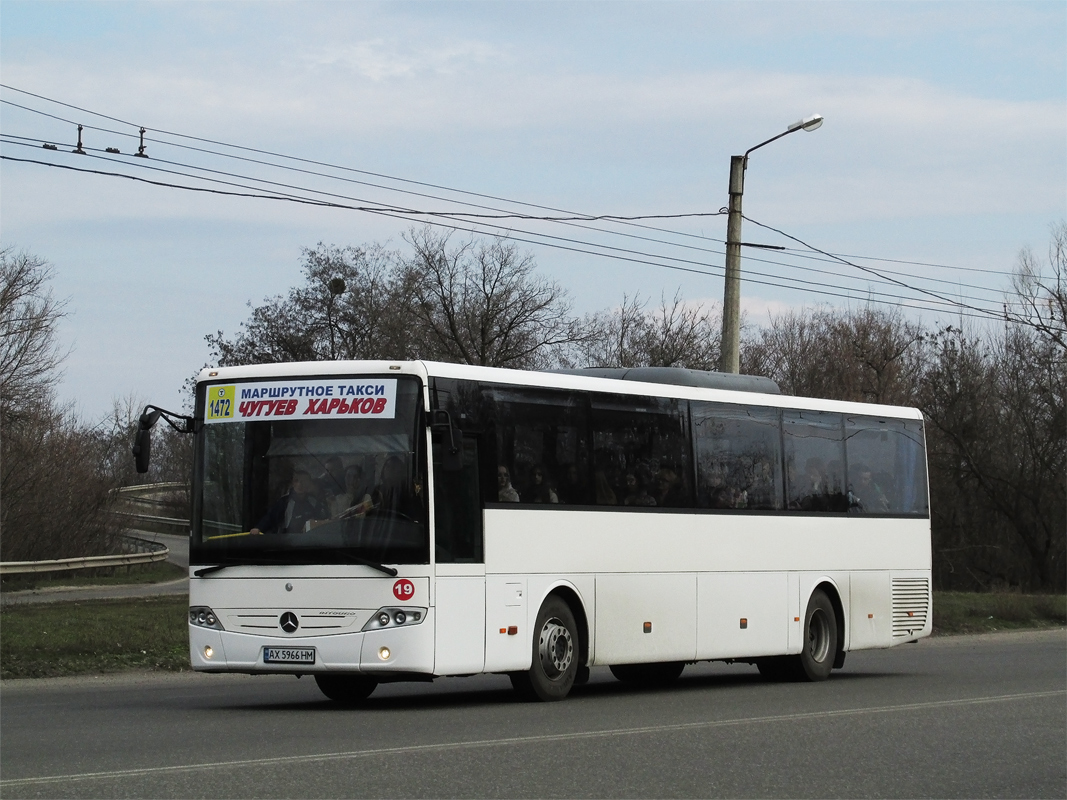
433 437 483 563
591 394 693 509
488 387 590 505
844 416 929 516
783 410 848 513
692 402 783 511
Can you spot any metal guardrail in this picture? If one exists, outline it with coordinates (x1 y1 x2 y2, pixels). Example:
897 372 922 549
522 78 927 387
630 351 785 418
113 482 188 495
0 482 186 576
0 544 170 575
111 482 190 534
111 510 190 534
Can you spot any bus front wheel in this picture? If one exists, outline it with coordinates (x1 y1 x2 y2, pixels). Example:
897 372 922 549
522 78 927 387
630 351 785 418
314 674 378 704
511 596 578 702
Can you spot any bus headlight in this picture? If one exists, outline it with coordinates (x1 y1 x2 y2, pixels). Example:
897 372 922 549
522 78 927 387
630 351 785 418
363 607 426 631
189 606 225 630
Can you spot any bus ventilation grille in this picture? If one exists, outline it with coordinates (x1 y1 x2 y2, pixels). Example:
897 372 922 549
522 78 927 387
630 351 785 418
891 578 930 638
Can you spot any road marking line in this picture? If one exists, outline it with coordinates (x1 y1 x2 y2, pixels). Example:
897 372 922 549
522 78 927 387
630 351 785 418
3 689 1063 787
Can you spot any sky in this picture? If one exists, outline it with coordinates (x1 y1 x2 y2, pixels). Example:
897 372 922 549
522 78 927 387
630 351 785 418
1 1 1064 420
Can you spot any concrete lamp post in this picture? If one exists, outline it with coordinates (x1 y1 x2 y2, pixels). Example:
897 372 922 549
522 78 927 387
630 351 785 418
718 113 824 374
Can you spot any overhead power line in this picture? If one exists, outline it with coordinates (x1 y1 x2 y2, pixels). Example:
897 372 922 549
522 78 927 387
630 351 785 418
1 129 1017 311
0 85 1022 323
742 216 1006 322
0 83 1017 278
1 149 1006 322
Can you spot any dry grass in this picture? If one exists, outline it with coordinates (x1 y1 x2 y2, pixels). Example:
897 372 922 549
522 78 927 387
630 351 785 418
933 592 1066 634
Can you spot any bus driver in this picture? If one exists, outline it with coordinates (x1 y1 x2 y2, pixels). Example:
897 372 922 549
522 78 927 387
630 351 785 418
250 468 328 535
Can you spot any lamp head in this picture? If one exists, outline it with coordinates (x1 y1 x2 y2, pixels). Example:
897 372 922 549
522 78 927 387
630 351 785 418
788 113 824 133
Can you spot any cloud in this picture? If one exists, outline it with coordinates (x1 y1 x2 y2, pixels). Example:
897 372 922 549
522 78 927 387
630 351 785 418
303 38 502 81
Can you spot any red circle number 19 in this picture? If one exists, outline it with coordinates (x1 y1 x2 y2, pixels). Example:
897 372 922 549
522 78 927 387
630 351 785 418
392 579 415 601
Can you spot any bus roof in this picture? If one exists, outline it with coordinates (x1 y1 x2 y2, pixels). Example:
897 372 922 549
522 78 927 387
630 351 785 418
197 360 924 421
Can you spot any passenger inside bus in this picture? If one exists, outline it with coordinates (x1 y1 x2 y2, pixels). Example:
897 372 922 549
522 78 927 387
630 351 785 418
250 468 328 535
623 472 656 506
705 460 739 509
523 464 559 503
369 455 423 521
557 463 590 504
654 466 685 507
497 465 520 502
594 469 617 505
849 463 890 513
330 464 372 517
317 456 346 499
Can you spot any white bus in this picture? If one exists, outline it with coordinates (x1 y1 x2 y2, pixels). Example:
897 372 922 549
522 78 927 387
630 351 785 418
151 360 931 703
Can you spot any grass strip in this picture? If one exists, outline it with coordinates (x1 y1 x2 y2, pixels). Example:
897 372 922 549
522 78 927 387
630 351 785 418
1 592 1063 680
932 592 1066 635
0 596 189 679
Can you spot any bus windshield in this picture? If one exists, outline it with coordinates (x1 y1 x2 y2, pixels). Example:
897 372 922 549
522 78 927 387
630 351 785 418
192 375 428 566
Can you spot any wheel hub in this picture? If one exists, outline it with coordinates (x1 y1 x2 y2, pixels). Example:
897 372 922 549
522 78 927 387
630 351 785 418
538 617 573 679
807 608 831 663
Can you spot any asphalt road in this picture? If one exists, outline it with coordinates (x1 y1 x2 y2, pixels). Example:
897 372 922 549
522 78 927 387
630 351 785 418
1 629 1063 799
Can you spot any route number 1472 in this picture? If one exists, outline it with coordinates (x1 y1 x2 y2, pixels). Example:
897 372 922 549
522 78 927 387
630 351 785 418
209 397 231 418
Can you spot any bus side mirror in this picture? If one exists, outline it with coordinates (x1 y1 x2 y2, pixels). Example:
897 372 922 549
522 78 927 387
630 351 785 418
430 409 464 472
132 410 161 474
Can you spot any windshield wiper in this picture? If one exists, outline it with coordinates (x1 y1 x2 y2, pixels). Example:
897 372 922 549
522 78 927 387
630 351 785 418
331 550 398 576
248 547 398 576
193 564 229 577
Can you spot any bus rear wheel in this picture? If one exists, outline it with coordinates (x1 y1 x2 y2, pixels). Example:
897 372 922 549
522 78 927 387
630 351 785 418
511 596 578 702
756 590 838 682
609 662 685 685
314 674 378 704
797 589 837 681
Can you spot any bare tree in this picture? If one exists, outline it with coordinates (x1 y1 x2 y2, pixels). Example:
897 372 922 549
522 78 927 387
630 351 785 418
919 322 1065 592
207 243 414 366
404 228 585 369
580 292 720 370
745 305 924 405
0 249 127 561
0 248 67 424
1007 221 1067 352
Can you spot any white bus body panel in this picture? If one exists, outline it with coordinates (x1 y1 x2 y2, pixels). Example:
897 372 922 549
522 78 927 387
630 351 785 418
697 572 788 660
595 573 697 664
483 509 930 663
188 568 437 674
433 575 485 675
484 576 528 672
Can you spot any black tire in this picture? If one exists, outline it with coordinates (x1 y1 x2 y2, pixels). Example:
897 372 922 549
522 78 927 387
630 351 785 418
797 589 837 681
510 595 579 701
314 674 378 704
609 661 685 685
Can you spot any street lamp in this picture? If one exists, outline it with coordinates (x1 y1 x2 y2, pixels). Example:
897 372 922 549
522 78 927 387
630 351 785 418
718 113 824 374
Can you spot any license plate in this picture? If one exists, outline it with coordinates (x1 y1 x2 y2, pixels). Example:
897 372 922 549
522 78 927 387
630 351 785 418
263 646 316 664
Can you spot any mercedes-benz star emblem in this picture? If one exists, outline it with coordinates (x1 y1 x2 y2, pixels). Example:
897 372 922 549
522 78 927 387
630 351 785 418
279 612 299 633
